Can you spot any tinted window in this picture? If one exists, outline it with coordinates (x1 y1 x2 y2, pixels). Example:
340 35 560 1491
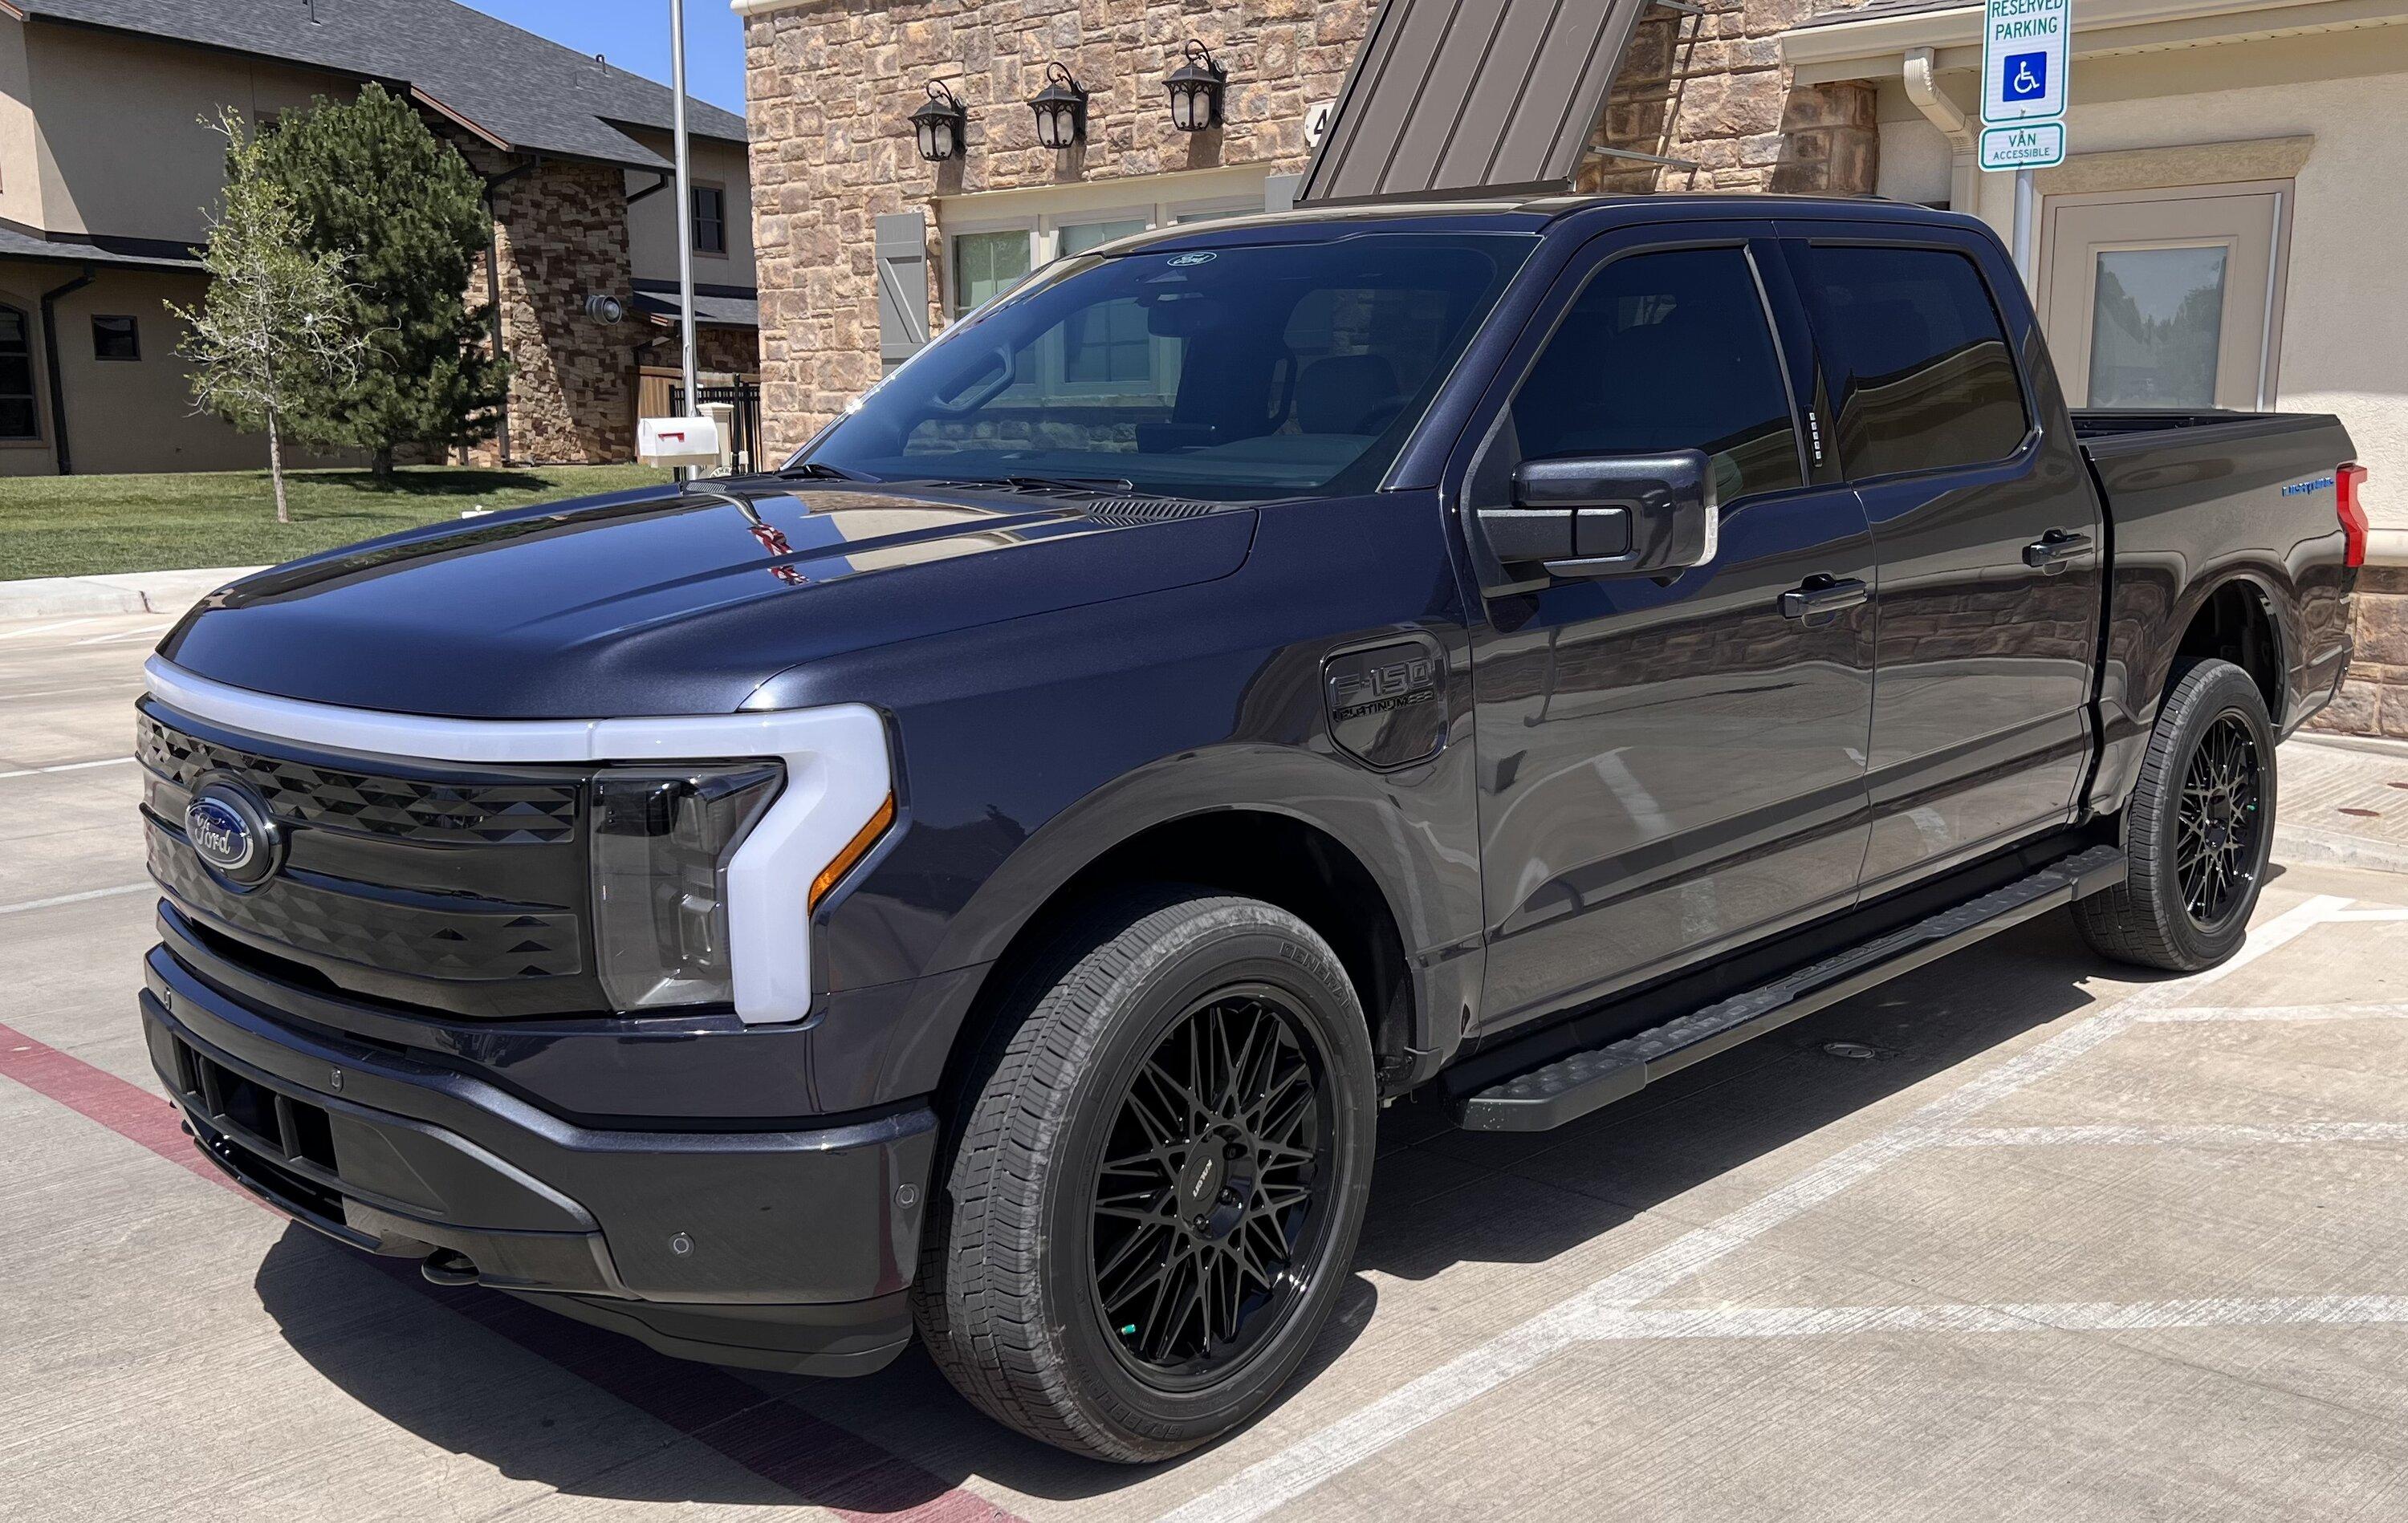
0 305 34 438
1797 244 2028 479
93 315 140 361
691 185 726 255
810 235 1528 501
1511 246 1803 506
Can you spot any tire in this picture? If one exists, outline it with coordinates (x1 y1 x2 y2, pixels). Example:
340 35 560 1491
2076 658 2278 972
913 887 1377 1463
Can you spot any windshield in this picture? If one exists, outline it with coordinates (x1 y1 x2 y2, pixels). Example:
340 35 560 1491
803 233 1532 501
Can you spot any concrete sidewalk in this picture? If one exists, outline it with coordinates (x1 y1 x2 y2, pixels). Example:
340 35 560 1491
0 566 261 619
2278 733 2408 874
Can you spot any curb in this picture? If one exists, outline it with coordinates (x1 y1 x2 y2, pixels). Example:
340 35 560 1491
2276 823 2408 877
0 567 262 620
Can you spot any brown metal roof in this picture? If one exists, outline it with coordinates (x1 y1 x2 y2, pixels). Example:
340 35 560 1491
1298 0 1659 205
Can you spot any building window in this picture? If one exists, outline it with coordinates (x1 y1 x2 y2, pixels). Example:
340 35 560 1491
0 305 36 438
691 185 726 256
1056 218 1152 386
952 229 1032 315
92 315 140 362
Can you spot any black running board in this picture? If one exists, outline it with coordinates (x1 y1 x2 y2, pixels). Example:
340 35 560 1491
1454 844 2127 1133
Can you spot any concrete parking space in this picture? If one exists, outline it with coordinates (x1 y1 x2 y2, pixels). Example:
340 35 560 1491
13 607 2408 1521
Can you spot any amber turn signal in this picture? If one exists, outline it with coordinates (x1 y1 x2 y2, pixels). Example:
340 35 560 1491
811 793 897 912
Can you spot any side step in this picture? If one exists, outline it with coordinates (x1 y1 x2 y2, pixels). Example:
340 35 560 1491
1454 844 2127 1133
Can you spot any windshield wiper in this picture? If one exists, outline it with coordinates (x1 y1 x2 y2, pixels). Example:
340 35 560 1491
938 473 1137 495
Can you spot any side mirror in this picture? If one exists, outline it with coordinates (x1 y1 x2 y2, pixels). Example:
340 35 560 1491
1480 450 1718 579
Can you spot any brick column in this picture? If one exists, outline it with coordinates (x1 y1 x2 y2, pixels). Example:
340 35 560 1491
476 158 637 465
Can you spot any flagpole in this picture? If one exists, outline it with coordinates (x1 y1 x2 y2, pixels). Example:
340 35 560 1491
670 0 699 417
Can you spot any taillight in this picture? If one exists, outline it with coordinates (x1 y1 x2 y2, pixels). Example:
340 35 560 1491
2338 461 2369 569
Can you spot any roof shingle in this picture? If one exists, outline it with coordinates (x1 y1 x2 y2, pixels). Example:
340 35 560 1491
18 0 746 169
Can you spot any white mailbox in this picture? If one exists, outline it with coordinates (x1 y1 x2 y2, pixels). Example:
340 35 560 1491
638 415 722 468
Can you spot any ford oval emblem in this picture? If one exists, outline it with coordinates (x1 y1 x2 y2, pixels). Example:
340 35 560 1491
1168 251 1216 267
185 783 279 887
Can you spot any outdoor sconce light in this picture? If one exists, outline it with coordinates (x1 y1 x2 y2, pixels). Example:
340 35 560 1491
1028 62 1088 150
909 81 966 164
1165 40 1226 132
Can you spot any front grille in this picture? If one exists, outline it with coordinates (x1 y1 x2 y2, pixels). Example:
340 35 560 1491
147 828 584 981
138 713 579 845
140 698 606 1017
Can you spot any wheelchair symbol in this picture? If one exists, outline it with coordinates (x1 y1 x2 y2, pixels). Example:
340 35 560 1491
2003 51 2048 101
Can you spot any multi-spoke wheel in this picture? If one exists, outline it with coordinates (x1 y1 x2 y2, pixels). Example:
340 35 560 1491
1091 988 1333 1383
914 889 1376 1462
2078 658 2277 971
2174 712 2264 931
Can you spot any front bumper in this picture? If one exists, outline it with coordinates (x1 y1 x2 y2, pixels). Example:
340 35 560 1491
140 941 937 1376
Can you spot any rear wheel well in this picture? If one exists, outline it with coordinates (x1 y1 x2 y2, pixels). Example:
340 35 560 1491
945 813 1417 1107
2174 581 2282 725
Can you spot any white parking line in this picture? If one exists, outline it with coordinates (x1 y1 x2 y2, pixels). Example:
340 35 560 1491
70 624 173 647
0 883 152 916
2144 1002 2408 1024
0 684 144 703
1161 895 2352 1523
1943 1120 2408 1149
0 616 110 640
0 756 136 781
1576 1294 2408 1342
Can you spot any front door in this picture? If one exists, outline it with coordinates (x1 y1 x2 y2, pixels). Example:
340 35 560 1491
1783 230 2101 892
1462 231 1878 1030
2038 181 2290 409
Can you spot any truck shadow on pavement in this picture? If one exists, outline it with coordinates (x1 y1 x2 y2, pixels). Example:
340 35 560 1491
251 904 2180 1508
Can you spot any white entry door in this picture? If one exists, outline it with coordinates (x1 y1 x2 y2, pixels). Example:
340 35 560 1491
2038 181 2292 409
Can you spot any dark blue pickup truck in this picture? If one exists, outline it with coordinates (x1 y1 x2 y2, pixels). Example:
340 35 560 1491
136 195 2366 1460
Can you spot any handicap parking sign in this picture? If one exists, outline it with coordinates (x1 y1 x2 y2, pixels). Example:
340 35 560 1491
1983 0 2070 124
2003 51 2047 101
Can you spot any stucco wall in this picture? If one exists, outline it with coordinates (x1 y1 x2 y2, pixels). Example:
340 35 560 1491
1959 28 2408 531
624 132 759 290
19 22 353 246
0 262 357 477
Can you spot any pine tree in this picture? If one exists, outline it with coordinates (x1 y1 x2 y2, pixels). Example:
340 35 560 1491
258 83 507 477
172 111 364 526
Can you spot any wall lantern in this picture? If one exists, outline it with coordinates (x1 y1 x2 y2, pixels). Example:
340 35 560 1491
1165 40 1226 132
909 81 966 164
1028 62 1089 150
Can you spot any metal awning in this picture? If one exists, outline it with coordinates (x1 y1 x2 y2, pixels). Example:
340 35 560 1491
1297 0 1664 205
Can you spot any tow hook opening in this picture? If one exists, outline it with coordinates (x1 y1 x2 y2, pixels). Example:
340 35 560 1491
420 1249 480 1287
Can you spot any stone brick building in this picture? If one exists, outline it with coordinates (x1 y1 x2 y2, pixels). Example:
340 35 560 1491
738 0 2408 734
0 0 760 476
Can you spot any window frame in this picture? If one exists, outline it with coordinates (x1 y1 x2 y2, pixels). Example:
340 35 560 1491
689 181 729 258
1473 233 1816 514
1783 234 2040 489
92 314 140 362
0 300 41 443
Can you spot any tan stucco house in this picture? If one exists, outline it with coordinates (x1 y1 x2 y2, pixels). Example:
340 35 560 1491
0 0 759 477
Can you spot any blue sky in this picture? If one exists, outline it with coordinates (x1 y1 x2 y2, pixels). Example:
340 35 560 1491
464 1 747 116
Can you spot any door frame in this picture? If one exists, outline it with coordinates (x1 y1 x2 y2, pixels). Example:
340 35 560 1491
2034 177 2295 411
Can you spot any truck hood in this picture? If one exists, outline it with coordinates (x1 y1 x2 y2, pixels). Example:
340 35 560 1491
158 480 1256 718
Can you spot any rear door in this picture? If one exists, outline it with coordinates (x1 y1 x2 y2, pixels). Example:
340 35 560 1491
1457 226 1878 1030
1780 230 2101 893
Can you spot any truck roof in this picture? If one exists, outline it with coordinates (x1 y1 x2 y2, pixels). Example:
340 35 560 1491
1102 193 1984 258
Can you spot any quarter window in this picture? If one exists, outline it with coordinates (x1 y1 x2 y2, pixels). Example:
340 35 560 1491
0 305 35 439
1511 246 1804 506
1796 244 2030 480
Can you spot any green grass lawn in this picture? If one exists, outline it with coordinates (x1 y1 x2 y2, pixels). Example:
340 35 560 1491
0 464 673 581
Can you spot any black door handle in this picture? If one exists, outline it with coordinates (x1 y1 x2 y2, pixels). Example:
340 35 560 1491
1778 575 1869 621
2024 529 2094 573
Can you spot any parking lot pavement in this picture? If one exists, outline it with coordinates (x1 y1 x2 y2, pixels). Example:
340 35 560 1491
14 607 2408 1522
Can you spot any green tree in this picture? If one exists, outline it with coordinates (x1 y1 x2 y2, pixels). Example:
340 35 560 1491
258 83 506 476
172 111 364 525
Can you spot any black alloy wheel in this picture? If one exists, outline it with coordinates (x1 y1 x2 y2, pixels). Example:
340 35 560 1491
2175 711 2264 931
1090 985 1333 1385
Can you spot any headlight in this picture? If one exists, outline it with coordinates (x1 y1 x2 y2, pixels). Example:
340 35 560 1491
591 764 782 1011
